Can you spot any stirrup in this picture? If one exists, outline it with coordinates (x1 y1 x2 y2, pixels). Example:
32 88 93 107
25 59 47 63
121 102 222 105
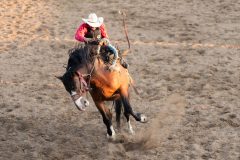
122 62 129 69
120 59 129 69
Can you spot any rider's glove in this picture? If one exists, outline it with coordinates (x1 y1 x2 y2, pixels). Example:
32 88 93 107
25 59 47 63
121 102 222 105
84 38 100 45
84 38 94 43
100 38 110 45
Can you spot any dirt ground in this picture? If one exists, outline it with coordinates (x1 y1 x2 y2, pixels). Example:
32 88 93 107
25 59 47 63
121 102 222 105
0 0 240 159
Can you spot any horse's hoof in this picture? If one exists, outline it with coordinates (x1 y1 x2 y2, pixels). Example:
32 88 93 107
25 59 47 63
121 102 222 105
107 125 116 140
140 114 148 123
107 133 116 141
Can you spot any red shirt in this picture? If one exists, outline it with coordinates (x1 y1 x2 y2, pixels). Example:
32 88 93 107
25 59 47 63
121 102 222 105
75 23 108 42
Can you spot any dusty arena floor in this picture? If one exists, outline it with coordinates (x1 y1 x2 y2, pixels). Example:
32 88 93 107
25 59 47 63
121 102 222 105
0 0 240 159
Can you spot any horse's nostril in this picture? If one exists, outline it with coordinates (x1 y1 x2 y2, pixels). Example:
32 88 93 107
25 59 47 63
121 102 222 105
84 100 89 106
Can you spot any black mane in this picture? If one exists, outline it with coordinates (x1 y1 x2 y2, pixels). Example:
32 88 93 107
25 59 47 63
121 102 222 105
66 45 92 72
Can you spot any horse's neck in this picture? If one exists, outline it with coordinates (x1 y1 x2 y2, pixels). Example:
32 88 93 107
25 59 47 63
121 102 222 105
87 44 99 55
93 57 104 73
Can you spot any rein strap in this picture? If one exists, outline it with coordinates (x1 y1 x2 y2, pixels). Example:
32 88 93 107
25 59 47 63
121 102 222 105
76 71 89 93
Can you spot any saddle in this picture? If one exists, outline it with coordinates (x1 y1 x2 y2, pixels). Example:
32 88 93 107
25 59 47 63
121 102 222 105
100 46 128 69
86 43 128 69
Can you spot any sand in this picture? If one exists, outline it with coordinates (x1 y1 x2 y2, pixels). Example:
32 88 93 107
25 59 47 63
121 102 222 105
0 0 240 159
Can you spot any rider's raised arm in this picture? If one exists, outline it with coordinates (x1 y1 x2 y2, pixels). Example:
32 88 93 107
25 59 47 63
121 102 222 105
100 24 109 39
75 23 88 42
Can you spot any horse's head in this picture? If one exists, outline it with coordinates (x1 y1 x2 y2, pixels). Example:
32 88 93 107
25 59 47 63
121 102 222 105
58 68 90 111
58 45 94 111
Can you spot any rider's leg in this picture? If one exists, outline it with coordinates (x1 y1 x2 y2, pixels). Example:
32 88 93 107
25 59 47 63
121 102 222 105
107 44 118 65
100 38 119 69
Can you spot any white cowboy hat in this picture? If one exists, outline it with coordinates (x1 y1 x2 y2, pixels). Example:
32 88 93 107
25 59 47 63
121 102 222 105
82 13 104 28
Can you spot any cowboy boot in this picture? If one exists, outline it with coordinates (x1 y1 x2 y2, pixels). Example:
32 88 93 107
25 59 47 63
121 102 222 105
120 58 129 69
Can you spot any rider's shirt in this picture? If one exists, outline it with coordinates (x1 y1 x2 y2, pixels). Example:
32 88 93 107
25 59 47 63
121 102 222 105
75 23 108 42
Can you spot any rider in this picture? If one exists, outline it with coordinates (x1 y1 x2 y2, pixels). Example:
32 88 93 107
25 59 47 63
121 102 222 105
75 13 119 70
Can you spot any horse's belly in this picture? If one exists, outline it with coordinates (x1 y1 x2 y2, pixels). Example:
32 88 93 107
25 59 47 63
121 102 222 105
92 78 120 98
92 66 129 98
101 83 120 98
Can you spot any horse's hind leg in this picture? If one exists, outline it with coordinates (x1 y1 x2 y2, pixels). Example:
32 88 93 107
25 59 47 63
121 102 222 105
115 98 134 134
94 101 116 139
123 104 135 134
115 99 122 129
121 95 147 123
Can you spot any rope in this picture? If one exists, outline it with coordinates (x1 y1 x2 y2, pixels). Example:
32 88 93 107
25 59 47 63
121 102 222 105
119 11 131 50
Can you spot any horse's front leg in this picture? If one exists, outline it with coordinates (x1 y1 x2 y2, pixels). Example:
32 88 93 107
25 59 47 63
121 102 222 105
94 101 116 139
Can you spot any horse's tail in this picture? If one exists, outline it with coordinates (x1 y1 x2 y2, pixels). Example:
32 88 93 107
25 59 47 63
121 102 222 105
121 49 130 57
128 74 140 95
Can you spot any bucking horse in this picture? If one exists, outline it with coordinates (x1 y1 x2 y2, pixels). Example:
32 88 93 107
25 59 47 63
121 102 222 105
57 41 147 139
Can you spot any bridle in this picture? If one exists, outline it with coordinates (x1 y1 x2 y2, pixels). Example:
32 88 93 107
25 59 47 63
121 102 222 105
71 55 97 100
68 43 103 100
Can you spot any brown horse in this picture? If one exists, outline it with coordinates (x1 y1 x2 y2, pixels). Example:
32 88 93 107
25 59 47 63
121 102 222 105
58 44 147 139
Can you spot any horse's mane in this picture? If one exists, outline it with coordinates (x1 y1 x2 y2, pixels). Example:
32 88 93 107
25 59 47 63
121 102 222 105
66 45 92 72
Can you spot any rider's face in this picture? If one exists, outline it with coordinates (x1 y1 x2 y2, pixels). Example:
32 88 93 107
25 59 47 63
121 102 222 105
90 26 96 30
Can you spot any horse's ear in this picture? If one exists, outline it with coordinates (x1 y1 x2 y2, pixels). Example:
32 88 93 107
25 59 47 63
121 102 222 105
55 76 63 81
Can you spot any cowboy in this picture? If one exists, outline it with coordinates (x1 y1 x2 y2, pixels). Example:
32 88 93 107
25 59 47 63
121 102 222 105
75 13 118 70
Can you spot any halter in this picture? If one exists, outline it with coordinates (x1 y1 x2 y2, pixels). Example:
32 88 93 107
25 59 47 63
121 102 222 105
73 55 96 99
76 63 95 92
67 44 100 100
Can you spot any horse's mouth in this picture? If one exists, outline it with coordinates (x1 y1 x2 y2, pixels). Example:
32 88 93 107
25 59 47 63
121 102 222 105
75 105 86 111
